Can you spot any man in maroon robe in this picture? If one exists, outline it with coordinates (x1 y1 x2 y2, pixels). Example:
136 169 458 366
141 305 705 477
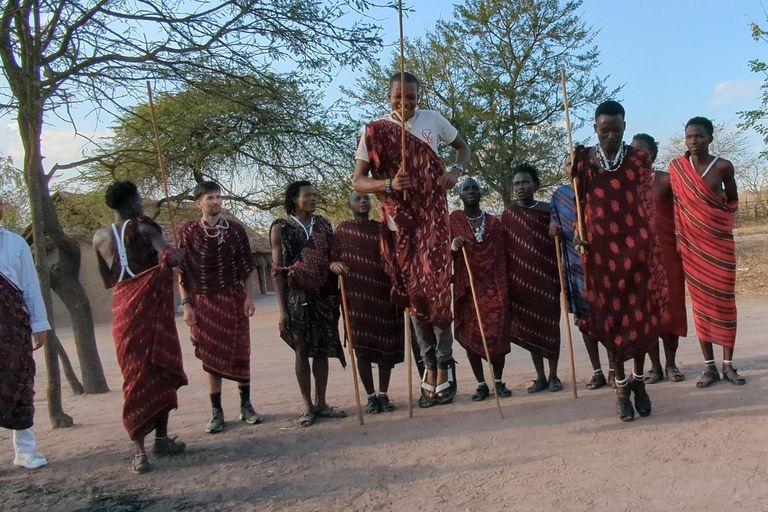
178 181 261 434
331 191 404 413
450 179 512 401
352 71 470 407
94 181 187 474
0 193 49 470
568 101 668 422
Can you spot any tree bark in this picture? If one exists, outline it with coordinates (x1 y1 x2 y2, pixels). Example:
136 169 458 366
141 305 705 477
52 334 85 396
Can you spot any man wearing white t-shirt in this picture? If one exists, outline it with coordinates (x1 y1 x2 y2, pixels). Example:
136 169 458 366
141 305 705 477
0 193 49 469
352 72 470 407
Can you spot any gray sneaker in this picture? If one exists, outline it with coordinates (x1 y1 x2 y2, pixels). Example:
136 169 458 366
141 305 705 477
206 407 225 433
239 402 264 425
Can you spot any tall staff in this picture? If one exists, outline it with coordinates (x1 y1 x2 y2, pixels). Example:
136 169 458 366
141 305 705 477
559 70 584 255
554 239 578 399
461 248 504 419
147 81 178 247
339 276 365 425
397 0 414 418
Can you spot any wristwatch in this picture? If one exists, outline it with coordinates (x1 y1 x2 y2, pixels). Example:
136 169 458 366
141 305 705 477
451 163 464 172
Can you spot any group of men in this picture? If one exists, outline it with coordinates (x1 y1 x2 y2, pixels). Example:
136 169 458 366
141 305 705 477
0 71 743 473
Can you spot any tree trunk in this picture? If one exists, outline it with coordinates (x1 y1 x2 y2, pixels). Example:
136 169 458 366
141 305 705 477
52 334 85 395
49 245 109 393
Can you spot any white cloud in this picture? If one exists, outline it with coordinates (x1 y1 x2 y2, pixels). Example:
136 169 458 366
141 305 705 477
710 80 762 106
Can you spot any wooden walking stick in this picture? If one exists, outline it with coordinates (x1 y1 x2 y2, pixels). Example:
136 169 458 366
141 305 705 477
554 237 579 399
461 247 504 419
397 0 408 201
147 81 178 247
405 309 414 418
559 70 585 256
339 276 365 425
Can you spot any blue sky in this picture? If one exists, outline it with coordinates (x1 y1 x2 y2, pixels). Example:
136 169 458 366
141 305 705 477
2 0 767 175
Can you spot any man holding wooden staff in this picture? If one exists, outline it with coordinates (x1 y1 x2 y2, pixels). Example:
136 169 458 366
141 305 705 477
566 100 668 422
352 72 470 407
270 181 347 427
450 179 512 401
330 191 404 414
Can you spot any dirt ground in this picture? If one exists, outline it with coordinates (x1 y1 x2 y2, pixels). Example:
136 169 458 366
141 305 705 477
2 288 768 511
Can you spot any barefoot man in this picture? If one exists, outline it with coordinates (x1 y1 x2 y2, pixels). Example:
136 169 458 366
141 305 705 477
669 117 742 388
450 178 512 401
330 191 404 414
271 181 347 427
0 193 49 470
352 71 470 407
178 181 262 434
503 164 562 393
567 101 668 422
631 134 687 384
94 181 188 473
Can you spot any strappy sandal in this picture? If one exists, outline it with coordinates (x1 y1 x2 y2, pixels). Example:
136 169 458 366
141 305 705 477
587 372 607 390
696 367 720 388
494 380 512 398
645 366 664 384
316 406 346 419
548 378 563 392
435 360 457 405
130 453 151 474
665 365 685 382
378 393 395 412
722 364 746 385
152 436 186 456
616 384 634 422
630 378 652 417
527 378 548 393
365 394 382 414
471 383 490 402
298 411 316 427
419 370 438 408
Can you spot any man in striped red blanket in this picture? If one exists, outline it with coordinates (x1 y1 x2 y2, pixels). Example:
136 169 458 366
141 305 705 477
669 117 742 388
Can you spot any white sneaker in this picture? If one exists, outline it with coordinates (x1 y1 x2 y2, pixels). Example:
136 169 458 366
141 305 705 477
14 452 47 469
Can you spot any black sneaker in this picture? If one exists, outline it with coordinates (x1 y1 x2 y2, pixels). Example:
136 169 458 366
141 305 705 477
206 407 225 433
240 402 264 425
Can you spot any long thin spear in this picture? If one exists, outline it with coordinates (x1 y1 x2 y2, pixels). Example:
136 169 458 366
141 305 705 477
339 276 365 425
146 81 178 247
559 70 584 255
554 238 578 399
398 0 408 201
461 247 504 419
405 309 414 418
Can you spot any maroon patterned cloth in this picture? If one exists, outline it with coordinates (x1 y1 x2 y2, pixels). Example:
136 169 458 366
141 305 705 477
450 211 511 359
272 217 345 364
502 206 561 359
573 145 669 362
0 273 35 430
364 120 453 329
179 218 256 381
111 251 188 440
332 220 404 367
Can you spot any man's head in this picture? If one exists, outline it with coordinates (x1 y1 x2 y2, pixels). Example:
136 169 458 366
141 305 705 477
685 116 714 157
594 100 626 155
631 133 659 163
194 181 223 217
284 180 316 215
388 72 419 121
512 163 540 203
458 178 481 208
105 180 142 216
347 190 371 216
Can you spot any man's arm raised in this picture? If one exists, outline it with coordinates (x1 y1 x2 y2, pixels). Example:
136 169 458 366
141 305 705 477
438 134 471 190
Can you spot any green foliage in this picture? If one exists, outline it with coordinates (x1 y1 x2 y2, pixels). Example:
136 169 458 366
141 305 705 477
738 21 768 160
0 156 28 233
345 0 617 207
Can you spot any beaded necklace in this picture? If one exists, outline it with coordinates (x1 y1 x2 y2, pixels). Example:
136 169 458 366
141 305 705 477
200 217 229 245
596 142 627 172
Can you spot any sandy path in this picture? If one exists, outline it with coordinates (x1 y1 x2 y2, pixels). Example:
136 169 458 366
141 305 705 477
1 294 766 511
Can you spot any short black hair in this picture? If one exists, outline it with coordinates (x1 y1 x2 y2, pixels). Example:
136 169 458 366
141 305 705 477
685 116 714 137
632 133 659 161
284 180 314 215
389 72 419 90
193 180 221 200
594 100 625 121
512 163 540 187
104 180 138 210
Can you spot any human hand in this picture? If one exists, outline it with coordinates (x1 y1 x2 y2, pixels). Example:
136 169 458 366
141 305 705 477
573 233 588 254
548 223 562 239
32 331 47 351
564 156 574 178
244 298 256 317
437 167 461 190
183 303 196 327
391 170 412 191
278 313 288 335
330 262 349 276
451 236 469 251
167 248 185 268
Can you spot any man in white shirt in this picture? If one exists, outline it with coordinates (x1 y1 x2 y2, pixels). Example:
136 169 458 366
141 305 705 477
352 72 470 407
0 193 49 469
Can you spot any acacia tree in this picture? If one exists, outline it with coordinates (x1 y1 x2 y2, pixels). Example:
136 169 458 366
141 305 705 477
1 0 380 424
347 0 617 207
739 19 768 159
